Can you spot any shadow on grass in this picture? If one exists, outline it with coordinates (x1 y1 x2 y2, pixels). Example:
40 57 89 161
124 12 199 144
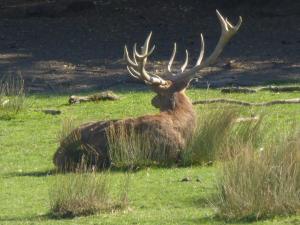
3 169 56 178
0 212 77 223
184 195 296 224
3 162 199 178
3 166 153 178
184 216 264 225
181 207 290 225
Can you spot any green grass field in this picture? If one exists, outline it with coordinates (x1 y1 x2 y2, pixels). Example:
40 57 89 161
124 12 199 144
0 85 299 225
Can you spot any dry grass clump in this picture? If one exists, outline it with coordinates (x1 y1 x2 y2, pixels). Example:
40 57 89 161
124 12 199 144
214 128 300 221
49 172 129 218
0 73 25 119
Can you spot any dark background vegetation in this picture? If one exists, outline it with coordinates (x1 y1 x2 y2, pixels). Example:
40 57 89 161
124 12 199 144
0 0 299 92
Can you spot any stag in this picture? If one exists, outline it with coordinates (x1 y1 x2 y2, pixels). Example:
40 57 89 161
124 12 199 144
53 10 242 171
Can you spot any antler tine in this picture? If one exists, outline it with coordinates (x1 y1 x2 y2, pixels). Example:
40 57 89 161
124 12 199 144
141 31 152 54
180 50 189 72
134 32 155 64
167 43 177 73
203 10 242 66
126 66 140 79
195 33 205 66
132 44 138 64
134 44 156 60
216 10 242 33
124 33 168 86
124 46 137 67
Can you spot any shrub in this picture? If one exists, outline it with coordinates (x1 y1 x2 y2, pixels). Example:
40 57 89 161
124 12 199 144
49 172 129 218
214 128 300 221
0 73 25 119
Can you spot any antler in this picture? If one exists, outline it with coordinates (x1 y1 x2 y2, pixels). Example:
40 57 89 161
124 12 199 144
173 10 242 82
167 34 204 74
124 32 168 86
124 10 242 86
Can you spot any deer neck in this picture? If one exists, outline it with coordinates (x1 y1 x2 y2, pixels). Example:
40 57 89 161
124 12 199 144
162 92 197 138
170 92 194 114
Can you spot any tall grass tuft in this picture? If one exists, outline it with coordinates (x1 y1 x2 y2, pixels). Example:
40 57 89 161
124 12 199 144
222 115 265 160
214 127 300 221
0 73 25 119
107 124 171 168
183 107 237 165
49 172 129 218
57 117 78 143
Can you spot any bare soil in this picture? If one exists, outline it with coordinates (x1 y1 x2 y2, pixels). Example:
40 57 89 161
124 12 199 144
0 0 299 93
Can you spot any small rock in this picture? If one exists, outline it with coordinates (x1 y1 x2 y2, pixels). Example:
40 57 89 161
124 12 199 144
181 177 192 182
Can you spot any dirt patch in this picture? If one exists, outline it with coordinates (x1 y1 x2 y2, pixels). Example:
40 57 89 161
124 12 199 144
0 0 299 93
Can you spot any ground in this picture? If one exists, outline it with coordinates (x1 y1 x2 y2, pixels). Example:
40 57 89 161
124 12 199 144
0 0 299 92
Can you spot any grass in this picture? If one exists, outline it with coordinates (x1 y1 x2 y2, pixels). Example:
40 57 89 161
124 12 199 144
214 127 300 221
0 85 299 224
0 73 25 120
49 172 129 218
54 117 86 172
57 117 79 143
183 105 267 165
107 122 173 169
183 107 237 165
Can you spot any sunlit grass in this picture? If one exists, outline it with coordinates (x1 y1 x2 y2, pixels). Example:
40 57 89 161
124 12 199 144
0 85 299 224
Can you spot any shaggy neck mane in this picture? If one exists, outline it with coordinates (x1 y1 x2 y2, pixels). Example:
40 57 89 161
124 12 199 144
169 92 194 115
160 92 196 140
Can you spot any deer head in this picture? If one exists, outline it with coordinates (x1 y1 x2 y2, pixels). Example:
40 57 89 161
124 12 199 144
124 10 242 111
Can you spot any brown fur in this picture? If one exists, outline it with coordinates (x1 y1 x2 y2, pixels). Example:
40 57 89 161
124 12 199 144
53 84 197 171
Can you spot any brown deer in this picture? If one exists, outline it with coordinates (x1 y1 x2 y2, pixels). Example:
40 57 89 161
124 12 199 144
53 10 242 171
